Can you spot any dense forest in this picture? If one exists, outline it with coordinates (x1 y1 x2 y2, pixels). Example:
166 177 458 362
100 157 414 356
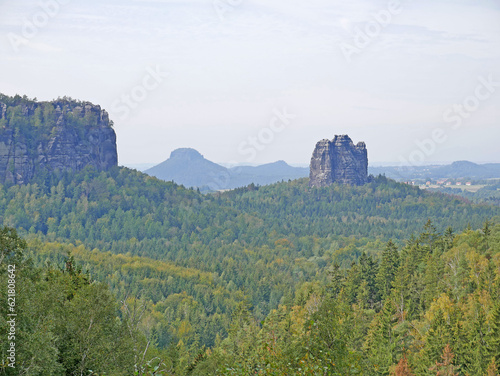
2 219 500 374
1 166 500 375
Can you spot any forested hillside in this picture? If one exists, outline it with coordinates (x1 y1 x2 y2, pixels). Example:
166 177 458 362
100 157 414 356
1 168 497 258
200 221 500 375
2 219 500 374
1 168 498 321
1 167 500 375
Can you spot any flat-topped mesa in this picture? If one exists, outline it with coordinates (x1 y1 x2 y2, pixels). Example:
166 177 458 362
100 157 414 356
170 148 204 161
0 95 117 184
309 135 368 187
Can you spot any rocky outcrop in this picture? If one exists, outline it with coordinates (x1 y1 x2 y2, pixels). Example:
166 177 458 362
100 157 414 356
309 135 368 187
0 96 117 184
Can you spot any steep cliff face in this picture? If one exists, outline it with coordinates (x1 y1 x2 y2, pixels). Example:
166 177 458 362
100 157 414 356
0 95 117 184
309 135 368 187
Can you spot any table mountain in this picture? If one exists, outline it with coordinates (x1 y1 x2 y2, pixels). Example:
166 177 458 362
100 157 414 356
0 94 117 184
145 148 228 188
145 148 309 190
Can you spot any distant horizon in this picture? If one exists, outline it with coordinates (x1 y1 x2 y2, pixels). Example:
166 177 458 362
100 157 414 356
121 146 500 172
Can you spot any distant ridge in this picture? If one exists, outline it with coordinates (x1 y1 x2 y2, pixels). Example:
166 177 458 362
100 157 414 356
145 149 500 188
369 161 500 180
144 148 308 190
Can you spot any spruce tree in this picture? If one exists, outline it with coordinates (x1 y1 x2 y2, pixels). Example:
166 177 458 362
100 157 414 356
365 301 396 373
487 302 500 364
376 240 400 302
465 302 490 375
483 220 491 252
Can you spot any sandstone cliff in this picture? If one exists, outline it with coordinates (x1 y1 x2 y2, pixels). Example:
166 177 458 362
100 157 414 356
309 135 368 187
0 95 117 184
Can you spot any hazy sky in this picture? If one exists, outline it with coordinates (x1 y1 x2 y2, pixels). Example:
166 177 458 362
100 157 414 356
1 0 499 166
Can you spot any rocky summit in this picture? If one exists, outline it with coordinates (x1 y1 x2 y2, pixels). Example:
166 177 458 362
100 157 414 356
309 135 368 187
0 95 117 184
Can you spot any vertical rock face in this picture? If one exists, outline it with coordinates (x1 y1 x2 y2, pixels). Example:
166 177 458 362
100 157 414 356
309 135 368 187
0 95 118 184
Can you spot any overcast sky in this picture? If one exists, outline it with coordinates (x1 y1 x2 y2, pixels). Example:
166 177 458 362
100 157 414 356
1 0 499 167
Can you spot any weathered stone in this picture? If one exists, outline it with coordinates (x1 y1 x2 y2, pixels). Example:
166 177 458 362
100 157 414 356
309 135 368 187
0 98 117 184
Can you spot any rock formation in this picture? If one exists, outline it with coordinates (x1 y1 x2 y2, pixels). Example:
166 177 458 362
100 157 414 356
0 95 117 184
309 135 368 187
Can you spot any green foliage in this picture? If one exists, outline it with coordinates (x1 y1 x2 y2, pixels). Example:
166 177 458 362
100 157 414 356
0 227 26 272
0 226 137 375
198 221 500 375
376 240 400 301
0 168 497 338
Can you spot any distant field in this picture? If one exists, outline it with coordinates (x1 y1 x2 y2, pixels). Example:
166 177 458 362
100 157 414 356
424 184 485 192
452 185 486 193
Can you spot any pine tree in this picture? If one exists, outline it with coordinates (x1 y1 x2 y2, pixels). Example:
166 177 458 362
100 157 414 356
443 227 454 252
391 263 411 323
359 252 379 307
420 219 439 254
422 252 444 311
483 220 491 252
365 301 396 373
345 262 362 305
376 240 400 301
487 302 500 363
422 310 453 370
465 301 490 375
327 262 344 299
449 314 468 368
